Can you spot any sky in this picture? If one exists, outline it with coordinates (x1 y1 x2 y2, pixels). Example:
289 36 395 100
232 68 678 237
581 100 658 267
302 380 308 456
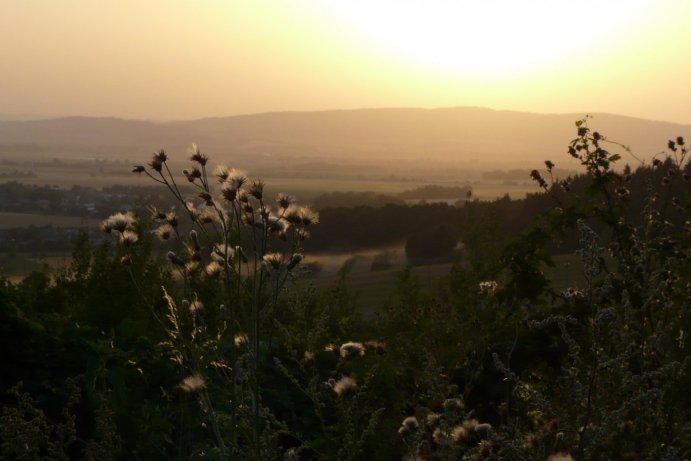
1 0 690 123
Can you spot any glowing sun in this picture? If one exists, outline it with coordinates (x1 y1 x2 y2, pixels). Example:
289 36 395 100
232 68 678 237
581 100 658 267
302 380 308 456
322 0 653 75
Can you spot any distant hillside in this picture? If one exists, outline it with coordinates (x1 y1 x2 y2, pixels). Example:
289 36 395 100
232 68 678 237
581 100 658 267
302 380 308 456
1 108 688 166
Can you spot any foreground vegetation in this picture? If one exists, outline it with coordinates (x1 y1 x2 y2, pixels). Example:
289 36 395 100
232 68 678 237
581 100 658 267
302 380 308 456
1 121 689 460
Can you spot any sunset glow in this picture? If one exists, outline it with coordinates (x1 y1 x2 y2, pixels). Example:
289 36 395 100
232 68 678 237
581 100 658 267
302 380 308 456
319 0 653 75
0 0 690 122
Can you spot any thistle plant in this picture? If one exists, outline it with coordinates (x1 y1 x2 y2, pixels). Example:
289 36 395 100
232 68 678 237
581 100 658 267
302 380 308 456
104 146 319 458
492 121 690 461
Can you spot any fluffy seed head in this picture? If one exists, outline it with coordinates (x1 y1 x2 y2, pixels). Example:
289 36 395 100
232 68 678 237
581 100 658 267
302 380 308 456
426 413 441 428
214 164 230 182
206 261 222 277
340 342 365 360
276 193 294 209
179 374 206 393
189 144 208 165
451 425 469 443
286 253 303 271
299 206 319 226
249 180 264 199
333 376 357 396
165 211 178 228
234 333 248 348
401 416 419 432
119 229 139 246
148 150 167 172
156 224 174 241
101 211 136 234
262 252 283 270
479 280 498 294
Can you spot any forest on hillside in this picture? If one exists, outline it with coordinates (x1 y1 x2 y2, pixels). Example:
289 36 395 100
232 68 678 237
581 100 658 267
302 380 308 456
1 122 689 460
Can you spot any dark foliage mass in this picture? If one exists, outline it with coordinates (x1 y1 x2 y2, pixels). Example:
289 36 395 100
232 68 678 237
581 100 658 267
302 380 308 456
0 122 689 460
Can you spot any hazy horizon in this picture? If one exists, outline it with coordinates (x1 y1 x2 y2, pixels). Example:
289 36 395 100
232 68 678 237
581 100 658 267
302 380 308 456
2 1 691 124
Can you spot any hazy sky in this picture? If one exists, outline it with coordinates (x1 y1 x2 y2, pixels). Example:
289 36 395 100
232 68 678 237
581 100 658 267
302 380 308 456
1 0 690 123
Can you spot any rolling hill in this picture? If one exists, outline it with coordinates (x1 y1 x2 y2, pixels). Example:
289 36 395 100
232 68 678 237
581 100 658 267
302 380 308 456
1 107 688 167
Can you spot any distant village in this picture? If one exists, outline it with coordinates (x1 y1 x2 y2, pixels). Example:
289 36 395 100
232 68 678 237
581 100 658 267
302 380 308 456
0 182 175 252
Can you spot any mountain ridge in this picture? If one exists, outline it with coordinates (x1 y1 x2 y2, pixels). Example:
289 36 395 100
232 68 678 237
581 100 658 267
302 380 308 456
1 107 688 166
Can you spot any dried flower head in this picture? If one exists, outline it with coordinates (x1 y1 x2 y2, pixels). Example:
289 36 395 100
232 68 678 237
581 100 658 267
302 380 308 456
451 425 469 443
205 260 222 277
426 413 441 428
149 149 167 172
530 169 549 189
183 167 202 182
324 343 340 354
262 252 283 270
249 179 264 200
402 416 419 431
214 164 230 182
303 350 315 365
479 280 498 294
156 224 174 241
189 144 208 165
179 374 205 393
462 418 479 432
332 376 357 396
276 193 294 209
299 206 319 226
286 253 303 271
234 333 248 348
165 211 178 228
101 211 136 234
267 214 287 233
221 183 238 202
188 299 204 313
119 229 139 246
227 169 247 189
563 287 585 299
339 342 365 360
146 206 166 221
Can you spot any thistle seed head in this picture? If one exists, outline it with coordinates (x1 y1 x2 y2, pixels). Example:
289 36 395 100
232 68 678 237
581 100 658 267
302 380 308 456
262 252 283 270
339 342 365 360
332 376 356 396
189 144 208 165
101 211 136 234
156 224 174 241
179 374 205 393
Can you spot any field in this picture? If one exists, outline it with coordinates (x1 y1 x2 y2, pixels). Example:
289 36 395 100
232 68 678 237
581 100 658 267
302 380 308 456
0 212 101 229
0 156 538 202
